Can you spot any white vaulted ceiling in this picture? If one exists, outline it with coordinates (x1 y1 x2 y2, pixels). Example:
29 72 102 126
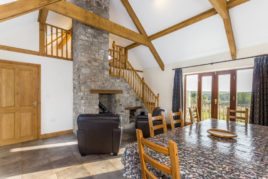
109 0 268 69
1 0 268 70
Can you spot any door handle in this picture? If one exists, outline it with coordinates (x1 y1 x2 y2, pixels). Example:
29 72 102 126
33 101 37 106
232 96 236 101
214 99 218 105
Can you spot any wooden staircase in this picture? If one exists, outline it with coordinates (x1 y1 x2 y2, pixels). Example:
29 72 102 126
109 42 159 112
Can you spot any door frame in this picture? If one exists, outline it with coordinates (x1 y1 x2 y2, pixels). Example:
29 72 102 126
198 72 215 119
184 67 253 120
213 70 236 119
0 59 41 139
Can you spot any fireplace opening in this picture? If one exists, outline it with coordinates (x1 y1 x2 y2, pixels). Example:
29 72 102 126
99 94 116 114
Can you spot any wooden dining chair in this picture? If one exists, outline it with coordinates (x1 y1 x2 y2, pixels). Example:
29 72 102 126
227 107 249 124
148 112 167 137
169 111 184 131
188 107 200 124
136 129 181 179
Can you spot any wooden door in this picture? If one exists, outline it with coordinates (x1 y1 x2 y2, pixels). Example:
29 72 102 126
0 60 40 146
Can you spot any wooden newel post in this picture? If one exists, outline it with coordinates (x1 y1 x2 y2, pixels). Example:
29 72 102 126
157 93 160 107
141 77 145 101
124 47 128 69
112 41 115 75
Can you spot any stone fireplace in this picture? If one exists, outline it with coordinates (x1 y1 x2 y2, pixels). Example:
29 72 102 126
72 0 143 132
90 89 123 114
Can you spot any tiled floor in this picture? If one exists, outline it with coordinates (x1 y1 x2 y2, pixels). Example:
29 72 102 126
0 127 136 179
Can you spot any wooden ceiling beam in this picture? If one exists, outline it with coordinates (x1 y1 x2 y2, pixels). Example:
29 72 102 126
46 1 149 46
121 0 147 35
223 15 237 59
126 0 249 50
0 0 149 46
208 0 228 19
209 0 237 59
121 0 164 70
0 0 61 22
38 8 49 23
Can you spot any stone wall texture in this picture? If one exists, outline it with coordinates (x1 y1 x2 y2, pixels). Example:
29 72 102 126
72 0 143 131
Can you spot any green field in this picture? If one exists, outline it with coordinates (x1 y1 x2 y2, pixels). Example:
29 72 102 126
186 91 251 120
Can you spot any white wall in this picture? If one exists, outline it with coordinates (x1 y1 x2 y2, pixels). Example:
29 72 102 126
143 43 268 112
0 12 73 134
0 50 73 134
0 12 39 51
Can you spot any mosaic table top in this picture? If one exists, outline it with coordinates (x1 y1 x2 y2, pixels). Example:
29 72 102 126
122 119 268 179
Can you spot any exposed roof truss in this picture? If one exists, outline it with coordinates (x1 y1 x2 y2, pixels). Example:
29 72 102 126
126 0 249 60
121 0 164 70
209 0 237 59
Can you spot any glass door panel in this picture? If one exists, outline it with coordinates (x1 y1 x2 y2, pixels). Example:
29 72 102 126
184 68 252 122
201 76 212 120
185 75 198 121
237 69 253 112
218 74 231 120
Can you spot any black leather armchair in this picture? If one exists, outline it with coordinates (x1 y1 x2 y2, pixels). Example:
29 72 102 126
135 107 165 138
77 113 121 156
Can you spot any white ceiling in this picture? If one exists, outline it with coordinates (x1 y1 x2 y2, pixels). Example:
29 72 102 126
109 0 268 69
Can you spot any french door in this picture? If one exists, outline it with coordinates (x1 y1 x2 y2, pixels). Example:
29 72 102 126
185 69 253 120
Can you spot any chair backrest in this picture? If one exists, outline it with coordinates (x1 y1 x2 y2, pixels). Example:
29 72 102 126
169 111 184 131
148 112 167 137
227 107 249 124
136 129 181 179
188 107 200 123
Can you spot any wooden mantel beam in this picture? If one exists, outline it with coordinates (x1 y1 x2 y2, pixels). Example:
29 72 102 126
209 0 237 59
46 1 149 46
0 0 61 22
121 0 164 70
126 0 248 50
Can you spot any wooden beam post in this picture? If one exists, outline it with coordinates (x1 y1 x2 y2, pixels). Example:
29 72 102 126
39 23 46 55
121 0 165 70
38 8 48 55
38 8 49 23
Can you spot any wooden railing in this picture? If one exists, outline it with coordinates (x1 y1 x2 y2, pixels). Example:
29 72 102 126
41 23 72 60
109 42 159 112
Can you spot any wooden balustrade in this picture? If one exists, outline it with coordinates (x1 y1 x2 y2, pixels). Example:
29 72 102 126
41 23 72 60
109 42 159 112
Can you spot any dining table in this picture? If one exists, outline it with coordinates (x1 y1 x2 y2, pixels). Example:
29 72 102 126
121 119 268 179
